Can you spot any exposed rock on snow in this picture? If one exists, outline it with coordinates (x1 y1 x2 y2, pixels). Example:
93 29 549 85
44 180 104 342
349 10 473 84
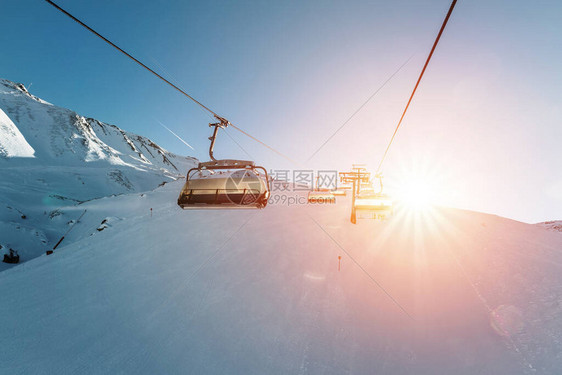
95 217 122 233
537 221 562 232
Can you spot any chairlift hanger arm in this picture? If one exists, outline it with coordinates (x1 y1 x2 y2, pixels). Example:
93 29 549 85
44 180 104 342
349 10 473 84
208 116 230 161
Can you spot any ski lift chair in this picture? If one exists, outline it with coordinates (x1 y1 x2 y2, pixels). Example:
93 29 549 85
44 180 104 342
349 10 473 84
178 117 270 209
354 192 393 220
351 173 393 221
330 189 347 197
307 175 336 204
307 189 336 204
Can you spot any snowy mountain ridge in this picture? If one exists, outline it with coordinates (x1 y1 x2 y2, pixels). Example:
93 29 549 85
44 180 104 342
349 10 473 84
0 78 192 170
0 78 197 265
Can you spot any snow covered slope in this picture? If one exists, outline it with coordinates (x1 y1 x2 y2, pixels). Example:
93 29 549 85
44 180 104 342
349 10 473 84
0 78 197 265
1 183 561 374
0 107 35 158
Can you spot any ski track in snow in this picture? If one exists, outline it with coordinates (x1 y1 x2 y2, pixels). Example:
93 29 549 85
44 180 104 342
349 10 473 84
1 180 562 374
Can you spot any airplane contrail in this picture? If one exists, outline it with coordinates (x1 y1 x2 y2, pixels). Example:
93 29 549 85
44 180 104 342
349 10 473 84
157 120 195 151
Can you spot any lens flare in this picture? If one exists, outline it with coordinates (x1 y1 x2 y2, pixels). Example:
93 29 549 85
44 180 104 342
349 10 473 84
398 177 435 209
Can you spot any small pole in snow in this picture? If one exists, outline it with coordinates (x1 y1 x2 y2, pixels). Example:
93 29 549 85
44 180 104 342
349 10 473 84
47 209 87 255
338 256 341 271
150 208 153 217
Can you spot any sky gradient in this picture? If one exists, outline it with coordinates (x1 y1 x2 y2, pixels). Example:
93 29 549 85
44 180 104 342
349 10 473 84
1 0 561 223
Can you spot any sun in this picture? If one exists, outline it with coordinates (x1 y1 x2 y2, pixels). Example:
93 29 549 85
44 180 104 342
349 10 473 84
398 177 435 209
381 156 452 214
391 160 446 211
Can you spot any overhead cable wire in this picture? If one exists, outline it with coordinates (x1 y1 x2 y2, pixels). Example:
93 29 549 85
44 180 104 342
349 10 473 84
228 123 302 166
306 53 415 162
376 0 457 174
44 0 298 166
223 128 255 160
308 214 415 321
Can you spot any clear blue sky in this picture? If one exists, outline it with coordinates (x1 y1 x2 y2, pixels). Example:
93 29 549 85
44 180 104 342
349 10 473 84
1 0 561 223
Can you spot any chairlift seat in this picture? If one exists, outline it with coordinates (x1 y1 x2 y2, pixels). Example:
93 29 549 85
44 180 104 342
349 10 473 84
331 189 347 196
354 193 393 219
307 190 336 204
178 161 269 209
